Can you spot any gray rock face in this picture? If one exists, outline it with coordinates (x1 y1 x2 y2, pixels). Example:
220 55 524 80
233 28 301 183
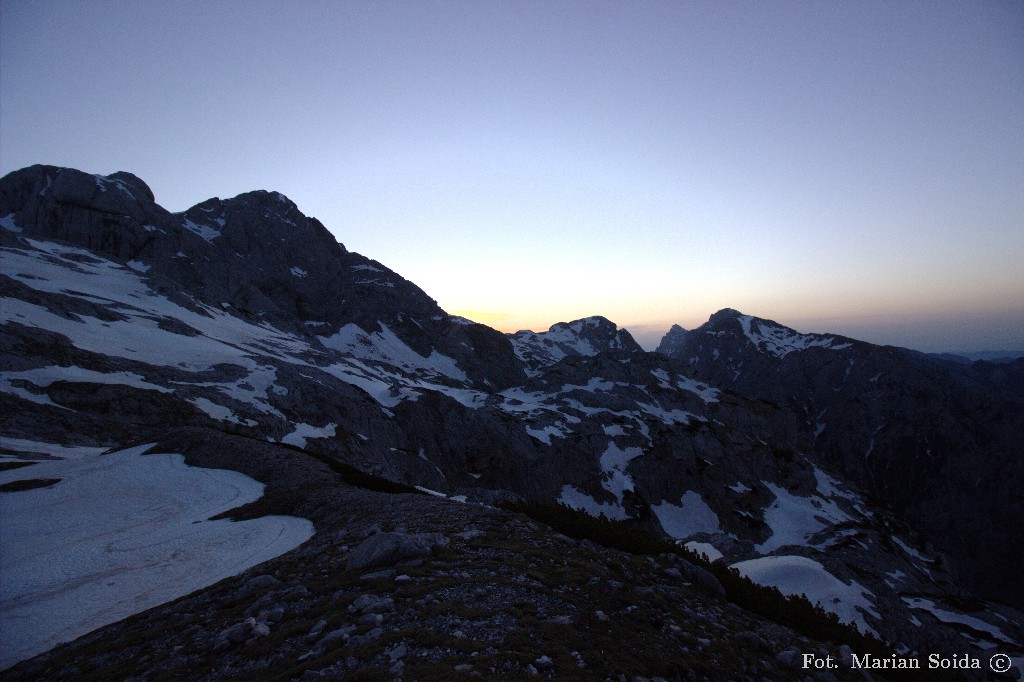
346 532 449 570
658 308 1024 609
672 557 725 598
654 324 688 356
0 165 525 392
0 165 169 261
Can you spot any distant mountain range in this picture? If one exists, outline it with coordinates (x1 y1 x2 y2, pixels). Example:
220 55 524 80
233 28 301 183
929 350 1024 364
2 165 1021 675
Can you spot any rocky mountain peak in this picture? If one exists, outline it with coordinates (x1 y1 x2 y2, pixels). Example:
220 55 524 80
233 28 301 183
657 306 1024 612
103 171 156 203
222 190 305 227
178 188 335 250
655 323 689 356
551 315 641 350
0 165 170 245
508 315 642 375
0 164 526 390
685 309 855 360
707 307 744 323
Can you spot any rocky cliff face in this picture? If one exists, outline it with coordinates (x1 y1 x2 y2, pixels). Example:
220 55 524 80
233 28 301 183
1 165 524 392
2 166 1021 672
655 323 688 357
658 308 1024 610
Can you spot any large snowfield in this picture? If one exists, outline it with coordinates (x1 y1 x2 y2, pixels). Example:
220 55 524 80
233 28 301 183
0 444 313 670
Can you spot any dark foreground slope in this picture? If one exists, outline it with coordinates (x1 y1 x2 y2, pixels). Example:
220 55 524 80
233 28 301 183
3 429 874 682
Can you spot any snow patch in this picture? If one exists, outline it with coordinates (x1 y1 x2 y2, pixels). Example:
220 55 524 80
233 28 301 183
1 244 310 371
320 360 405 408
281 422 337 448
415 485 448 498
194 364 287 418
181 218 221 242
0 445 313 670
636 402 697 426
755 481 851 554
0 365 171 408
892 537 928 563
526 424 567 444
650 369 719 402
558 485 626 521
0 213 22 233
685 541 724 562
732 555 879 635
92 174 136 198
190 398 257 426
903 597 1011 644
599 442 644 503
0 437 107 460
318 323 466 382
883 570 907 589
891 537 934 578
652 491 721 539
813 466 858 501
737 316 848 358
675 376 719 402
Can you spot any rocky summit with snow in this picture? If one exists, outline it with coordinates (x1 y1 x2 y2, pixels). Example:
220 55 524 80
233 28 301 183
657 307 1024 613
1 165 1022 680
508 316 643 376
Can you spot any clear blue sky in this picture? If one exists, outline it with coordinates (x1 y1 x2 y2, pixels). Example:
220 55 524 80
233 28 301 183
2 1 1022 352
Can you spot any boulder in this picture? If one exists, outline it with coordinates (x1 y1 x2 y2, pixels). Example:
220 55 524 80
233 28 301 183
675 559 726 598
347 532 448 570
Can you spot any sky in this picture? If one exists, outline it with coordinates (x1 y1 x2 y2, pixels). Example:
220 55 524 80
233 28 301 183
2 1 1022 353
